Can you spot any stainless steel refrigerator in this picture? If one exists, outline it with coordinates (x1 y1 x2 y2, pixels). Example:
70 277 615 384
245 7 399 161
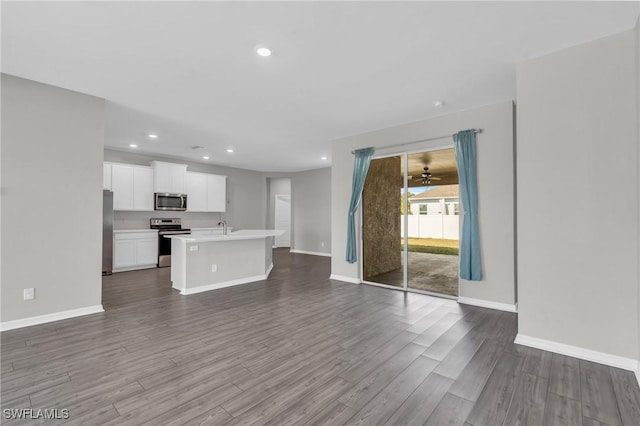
102 190 113 275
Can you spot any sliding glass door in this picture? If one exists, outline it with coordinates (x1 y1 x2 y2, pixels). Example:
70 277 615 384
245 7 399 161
362 148 460 298
361 155 405 289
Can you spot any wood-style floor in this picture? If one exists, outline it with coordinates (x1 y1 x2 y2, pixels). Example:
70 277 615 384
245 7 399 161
2 249 640 425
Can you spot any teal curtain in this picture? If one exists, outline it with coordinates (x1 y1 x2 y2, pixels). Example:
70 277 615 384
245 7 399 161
454 130 482 280
346 147 374 263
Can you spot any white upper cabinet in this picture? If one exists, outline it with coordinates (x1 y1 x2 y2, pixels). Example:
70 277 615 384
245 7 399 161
185 172 207 212
107 160 224 212
109 162 154 211
111 164 134 210
103 163 112 190
151 161 187 194
207 174 227 212
185 171 226 212
133 167 154 211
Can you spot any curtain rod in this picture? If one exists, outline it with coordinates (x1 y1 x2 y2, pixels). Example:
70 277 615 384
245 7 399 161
350 129 482 154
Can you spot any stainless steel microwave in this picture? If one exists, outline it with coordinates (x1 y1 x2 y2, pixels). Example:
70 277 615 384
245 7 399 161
154 193 187 211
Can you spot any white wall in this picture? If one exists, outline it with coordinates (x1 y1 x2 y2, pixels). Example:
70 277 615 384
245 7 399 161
104 150 267 230
292 167 331 255
517 30 639 360
331 101 516 307
1 75 104 323
636 16 640 372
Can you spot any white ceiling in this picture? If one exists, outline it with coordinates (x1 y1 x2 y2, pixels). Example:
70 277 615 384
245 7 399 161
2 1 638 172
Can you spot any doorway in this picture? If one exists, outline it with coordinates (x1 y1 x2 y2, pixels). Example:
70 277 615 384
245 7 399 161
267 178 291 248
274 194 291 247
361 147 460 298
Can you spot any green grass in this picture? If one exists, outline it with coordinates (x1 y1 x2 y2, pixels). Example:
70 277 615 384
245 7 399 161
407 245 459 256
404 238 459 256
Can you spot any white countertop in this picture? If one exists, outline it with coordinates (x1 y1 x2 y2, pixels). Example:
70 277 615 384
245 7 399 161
114 228 227 232
168 229 284 242
113 229 158 233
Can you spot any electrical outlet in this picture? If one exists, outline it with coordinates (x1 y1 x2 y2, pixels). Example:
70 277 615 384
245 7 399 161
23 288 35 300
190 245 199 252
211 264 217 272
320 242 325 248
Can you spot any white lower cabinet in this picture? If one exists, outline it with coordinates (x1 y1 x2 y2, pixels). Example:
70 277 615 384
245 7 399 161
135 238 159 265
113 231 158 272
114 239 136 268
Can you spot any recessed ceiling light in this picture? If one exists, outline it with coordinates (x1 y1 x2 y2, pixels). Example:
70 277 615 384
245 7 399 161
226 148 234 153
433 101 445 108
203 156 209 160
129 143 138 148
321 156 328 160
147 133 158 139
256 47 271 57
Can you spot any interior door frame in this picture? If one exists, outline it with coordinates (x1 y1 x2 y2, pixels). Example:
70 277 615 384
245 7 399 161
274 193 291 248
359 143 460 299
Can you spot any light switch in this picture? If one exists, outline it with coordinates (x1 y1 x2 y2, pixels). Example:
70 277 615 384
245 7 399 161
190 245 199 252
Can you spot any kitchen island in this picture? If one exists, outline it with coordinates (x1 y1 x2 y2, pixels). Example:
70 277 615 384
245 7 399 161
168 230 284 295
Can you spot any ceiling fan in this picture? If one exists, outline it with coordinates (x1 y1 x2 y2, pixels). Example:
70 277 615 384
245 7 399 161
409 166 441 185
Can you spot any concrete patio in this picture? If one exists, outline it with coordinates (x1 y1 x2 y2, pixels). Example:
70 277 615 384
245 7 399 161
365 251 459 296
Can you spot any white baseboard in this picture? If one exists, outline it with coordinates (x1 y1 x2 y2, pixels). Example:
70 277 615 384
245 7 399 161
457 296 517 313
178 264 274 296
290 249 331 257
515 334 638 373
181 274 268 295
112 264 157 273
329 274 360 284
0 305 104 332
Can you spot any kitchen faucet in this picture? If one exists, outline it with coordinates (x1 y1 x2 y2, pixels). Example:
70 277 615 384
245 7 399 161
217 219 228 236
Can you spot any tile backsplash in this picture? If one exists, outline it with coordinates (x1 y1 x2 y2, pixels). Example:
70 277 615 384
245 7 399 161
114 211 225 230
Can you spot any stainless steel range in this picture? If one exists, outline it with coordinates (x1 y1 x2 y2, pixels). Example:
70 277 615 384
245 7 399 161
150 218 191 267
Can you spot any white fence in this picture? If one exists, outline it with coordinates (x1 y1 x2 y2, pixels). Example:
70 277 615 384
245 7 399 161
401 214 460 240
